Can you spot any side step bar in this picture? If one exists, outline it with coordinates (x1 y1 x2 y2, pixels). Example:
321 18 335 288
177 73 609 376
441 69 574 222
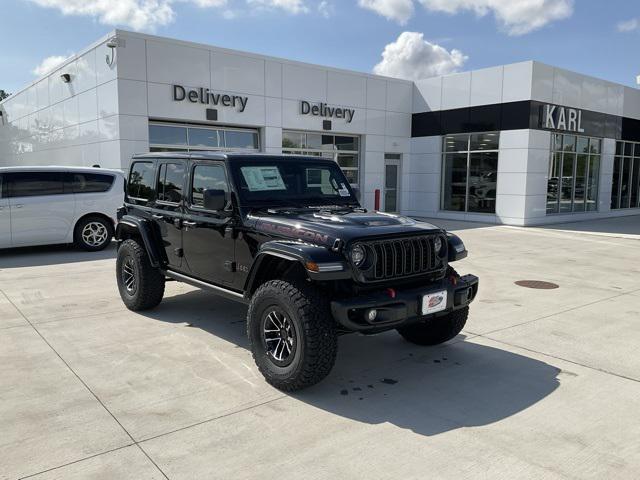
163 270 249 304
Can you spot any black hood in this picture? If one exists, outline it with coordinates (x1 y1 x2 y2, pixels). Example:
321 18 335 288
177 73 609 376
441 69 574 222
250 209 443 247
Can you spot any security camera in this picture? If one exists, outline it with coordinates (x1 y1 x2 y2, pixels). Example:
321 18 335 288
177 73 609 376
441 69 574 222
60 73 71 83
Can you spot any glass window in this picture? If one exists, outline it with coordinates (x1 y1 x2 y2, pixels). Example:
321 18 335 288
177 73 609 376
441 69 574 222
611 157 621 209
72 173 114 193
612 141 640 210
621 157 631 208
335 136 358 151
9 171 64 198
282 131 304 149
442 153 468 212
547 153 562 213
191 164 228 209
587 156 599 211
631 158 640 209
547 135 601 214
149 125 187 146
149 123 259 152
444 135 468 152
157 163 184 203
282 131 360 186
128 162 155 201
468 152 498 213
441 133 499 214
188 128 222 148
470 133 499 151
225 130 259 150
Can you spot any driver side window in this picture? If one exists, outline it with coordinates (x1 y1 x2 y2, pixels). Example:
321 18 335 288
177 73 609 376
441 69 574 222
191 164 228 209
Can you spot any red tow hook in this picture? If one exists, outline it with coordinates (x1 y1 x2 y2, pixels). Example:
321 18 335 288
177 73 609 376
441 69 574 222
450 275 458 286
385 288 396 299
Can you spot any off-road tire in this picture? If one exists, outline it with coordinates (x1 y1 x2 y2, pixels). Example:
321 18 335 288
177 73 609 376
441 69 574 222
397 306 468 346
116 239 165 311
247 280 338 391
74 216 114 251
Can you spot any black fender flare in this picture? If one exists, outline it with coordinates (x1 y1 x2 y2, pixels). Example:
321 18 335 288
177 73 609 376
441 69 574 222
115 215 164 268
446 232 468 262
244 240 349 296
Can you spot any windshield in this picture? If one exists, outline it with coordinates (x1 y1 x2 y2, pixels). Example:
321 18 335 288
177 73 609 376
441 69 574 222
229 158 359 208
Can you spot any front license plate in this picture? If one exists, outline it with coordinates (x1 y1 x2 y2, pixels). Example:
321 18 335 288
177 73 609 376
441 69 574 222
422 290 448 315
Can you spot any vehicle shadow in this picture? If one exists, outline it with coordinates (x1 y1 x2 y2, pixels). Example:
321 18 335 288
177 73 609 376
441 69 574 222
536 214 640 237
0 243 117 269
144 289 561 437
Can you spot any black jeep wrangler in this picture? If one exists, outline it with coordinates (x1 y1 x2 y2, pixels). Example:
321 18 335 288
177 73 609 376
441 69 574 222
115 152 478 391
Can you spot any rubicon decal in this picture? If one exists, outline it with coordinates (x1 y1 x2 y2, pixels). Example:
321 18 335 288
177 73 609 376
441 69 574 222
260 222 330 244
172 85 248 112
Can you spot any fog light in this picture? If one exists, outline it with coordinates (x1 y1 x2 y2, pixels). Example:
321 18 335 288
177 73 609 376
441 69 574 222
366 309 377 322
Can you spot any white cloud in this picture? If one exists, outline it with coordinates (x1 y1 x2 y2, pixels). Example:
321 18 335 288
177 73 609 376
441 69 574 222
26 0 176 31
32 55 71 76
318 0 334 18
373 31 467 81
358 0 414 25
246 0 309 14
418 0 574 35
617 18 639 32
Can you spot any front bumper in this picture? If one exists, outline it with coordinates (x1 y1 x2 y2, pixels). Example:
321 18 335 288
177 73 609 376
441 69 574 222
330 274 479 332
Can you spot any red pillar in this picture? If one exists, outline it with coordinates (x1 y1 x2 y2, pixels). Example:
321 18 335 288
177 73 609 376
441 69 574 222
374 189 381 211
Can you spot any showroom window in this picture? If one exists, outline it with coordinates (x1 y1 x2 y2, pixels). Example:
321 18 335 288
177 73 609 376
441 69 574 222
149 122 259 152
441 132 499 214
282 131 360 186
611 141 640 210
546 134 601 214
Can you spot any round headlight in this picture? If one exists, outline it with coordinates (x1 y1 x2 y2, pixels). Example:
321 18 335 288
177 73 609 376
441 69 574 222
434 236 443 254
350 244 366 267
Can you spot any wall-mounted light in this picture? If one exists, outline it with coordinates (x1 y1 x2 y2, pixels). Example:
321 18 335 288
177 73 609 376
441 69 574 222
106 38 118 67
60 73 72 83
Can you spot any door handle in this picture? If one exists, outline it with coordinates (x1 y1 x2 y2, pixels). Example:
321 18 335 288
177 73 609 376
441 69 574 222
14 204 24 209
183 221 197 228
152 214 164 220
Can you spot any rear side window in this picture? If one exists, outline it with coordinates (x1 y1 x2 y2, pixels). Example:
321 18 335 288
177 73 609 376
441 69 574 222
8 171 65 198
72 173 114 193
128 162 155 200
157 163 185 203
191 164 228 208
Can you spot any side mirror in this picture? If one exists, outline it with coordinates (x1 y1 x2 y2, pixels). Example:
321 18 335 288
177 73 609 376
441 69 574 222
203 189 227 211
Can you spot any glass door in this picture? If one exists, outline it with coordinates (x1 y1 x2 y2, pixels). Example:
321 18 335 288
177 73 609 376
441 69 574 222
384 154 401 213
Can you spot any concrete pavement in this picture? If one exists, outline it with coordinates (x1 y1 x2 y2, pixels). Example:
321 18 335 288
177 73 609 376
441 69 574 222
1 215 639 479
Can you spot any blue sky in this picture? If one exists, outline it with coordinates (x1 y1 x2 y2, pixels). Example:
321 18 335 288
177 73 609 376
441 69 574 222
1 0 639 93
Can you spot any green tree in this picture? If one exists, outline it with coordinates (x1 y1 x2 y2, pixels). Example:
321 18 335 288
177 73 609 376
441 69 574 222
0 89 10 101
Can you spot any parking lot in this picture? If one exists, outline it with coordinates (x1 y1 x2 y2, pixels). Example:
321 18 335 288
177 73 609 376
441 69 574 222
2 215 640 480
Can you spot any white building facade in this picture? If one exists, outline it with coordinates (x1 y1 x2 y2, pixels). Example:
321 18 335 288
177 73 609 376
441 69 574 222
2 30 640 225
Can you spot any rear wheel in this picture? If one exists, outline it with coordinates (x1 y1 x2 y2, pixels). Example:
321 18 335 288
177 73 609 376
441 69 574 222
116 239 165 311
74 216 113 251
247 280 337 391
397 307 468 346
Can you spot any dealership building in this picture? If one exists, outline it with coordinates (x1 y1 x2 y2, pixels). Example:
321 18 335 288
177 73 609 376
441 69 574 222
2 29 640 225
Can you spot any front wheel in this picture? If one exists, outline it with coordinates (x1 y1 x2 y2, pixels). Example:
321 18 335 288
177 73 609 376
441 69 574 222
397 307 469 346
247 280 338 391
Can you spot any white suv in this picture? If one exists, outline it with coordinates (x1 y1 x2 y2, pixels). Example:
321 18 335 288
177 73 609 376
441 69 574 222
0 166 124 251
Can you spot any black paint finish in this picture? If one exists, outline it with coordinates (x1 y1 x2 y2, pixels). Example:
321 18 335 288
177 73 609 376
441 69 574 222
412 100 639 141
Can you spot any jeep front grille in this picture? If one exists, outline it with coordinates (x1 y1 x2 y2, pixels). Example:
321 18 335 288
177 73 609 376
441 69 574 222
363 236 444 281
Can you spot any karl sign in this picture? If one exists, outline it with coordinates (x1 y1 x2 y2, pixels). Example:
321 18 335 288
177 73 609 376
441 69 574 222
542 104 585 133
300 100 355 123
172 85 248 112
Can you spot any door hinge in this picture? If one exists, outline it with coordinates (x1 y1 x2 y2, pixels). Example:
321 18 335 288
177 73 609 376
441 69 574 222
174 248 184 257
224 261 236 272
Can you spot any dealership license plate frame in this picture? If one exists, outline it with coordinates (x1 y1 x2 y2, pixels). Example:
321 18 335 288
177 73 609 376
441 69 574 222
421 290 448 315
